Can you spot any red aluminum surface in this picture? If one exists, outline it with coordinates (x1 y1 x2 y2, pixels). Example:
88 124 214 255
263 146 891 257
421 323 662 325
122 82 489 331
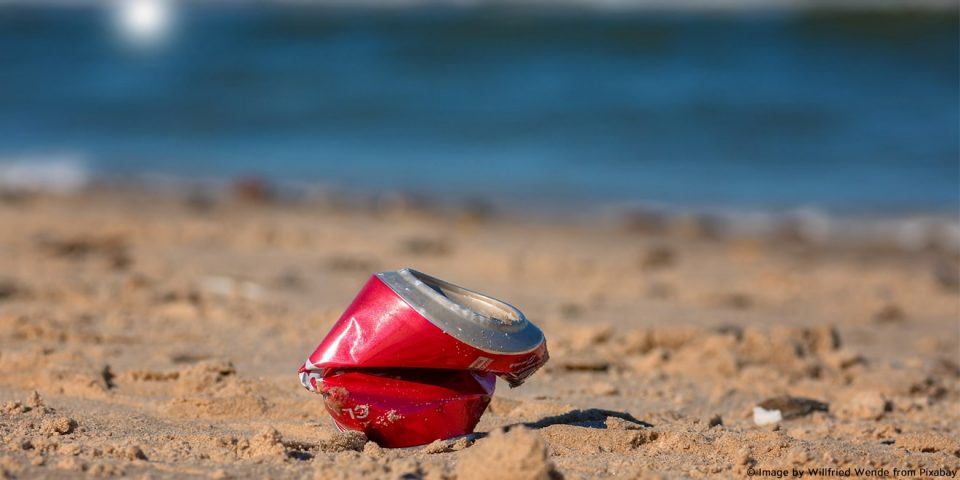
319 369 495 448
299 273 548 447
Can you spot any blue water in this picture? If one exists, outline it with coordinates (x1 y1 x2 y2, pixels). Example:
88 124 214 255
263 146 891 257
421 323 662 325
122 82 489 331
0 6 957 213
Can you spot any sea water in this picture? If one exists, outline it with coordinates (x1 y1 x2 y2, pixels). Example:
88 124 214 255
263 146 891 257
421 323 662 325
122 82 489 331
0 5 957 214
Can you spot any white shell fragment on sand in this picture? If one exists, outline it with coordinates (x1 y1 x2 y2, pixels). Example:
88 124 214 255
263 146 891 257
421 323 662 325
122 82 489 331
753 406 783 426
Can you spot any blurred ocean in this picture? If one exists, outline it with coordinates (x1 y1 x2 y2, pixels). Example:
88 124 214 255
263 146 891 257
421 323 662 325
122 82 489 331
0 5 957 214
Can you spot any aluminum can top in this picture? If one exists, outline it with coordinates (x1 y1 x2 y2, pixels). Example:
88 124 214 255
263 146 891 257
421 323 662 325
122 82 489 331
377 268 545 355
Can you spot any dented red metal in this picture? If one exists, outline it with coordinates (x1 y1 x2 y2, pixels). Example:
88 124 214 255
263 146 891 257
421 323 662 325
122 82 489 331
298 269 548 448
319 369 496 448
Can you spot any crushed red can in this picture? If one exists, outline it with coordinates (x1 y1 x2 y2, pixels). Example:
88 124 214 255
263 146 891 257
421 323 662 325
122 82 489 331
298 268 548 448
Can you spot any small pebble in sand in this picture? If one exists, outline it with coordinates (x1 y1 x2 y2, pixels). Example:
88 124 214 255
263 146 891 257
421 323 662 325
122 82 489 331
455 427 557 480
836 391 890 420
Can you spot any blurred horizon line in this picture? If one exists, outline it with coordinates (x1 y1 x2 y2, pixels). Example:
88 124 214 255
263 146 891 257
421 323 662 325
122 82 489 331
1 0 957 13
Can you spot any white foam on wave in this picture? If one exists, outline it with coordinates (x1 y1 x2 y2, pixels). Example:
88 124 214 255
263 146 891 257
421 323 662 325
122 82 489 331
0 154 91 194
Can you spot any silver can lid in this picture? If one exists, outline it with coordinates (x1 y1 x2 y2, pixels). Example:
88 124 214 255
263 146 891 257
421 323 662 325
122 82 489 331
376 268 545 355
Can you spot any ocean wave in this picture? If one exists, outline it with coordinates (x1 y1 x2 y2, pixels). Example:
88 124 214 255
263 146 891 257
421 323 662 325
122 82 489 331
0 154 91 194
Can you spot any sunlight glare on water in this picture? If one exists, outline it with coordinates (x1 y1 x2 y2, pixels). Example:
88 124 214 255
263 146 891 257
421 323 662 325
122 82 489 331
111 0 175 49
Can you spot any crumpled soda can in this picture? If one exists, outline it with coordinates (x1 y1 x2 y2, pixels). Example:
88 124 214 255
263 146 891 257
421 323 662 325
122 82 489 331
299 268 548 448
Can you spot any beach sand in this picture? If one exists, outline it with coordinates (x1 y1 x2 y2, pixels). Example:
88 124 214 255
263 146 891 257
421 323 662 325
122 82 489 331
0 188 957 479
